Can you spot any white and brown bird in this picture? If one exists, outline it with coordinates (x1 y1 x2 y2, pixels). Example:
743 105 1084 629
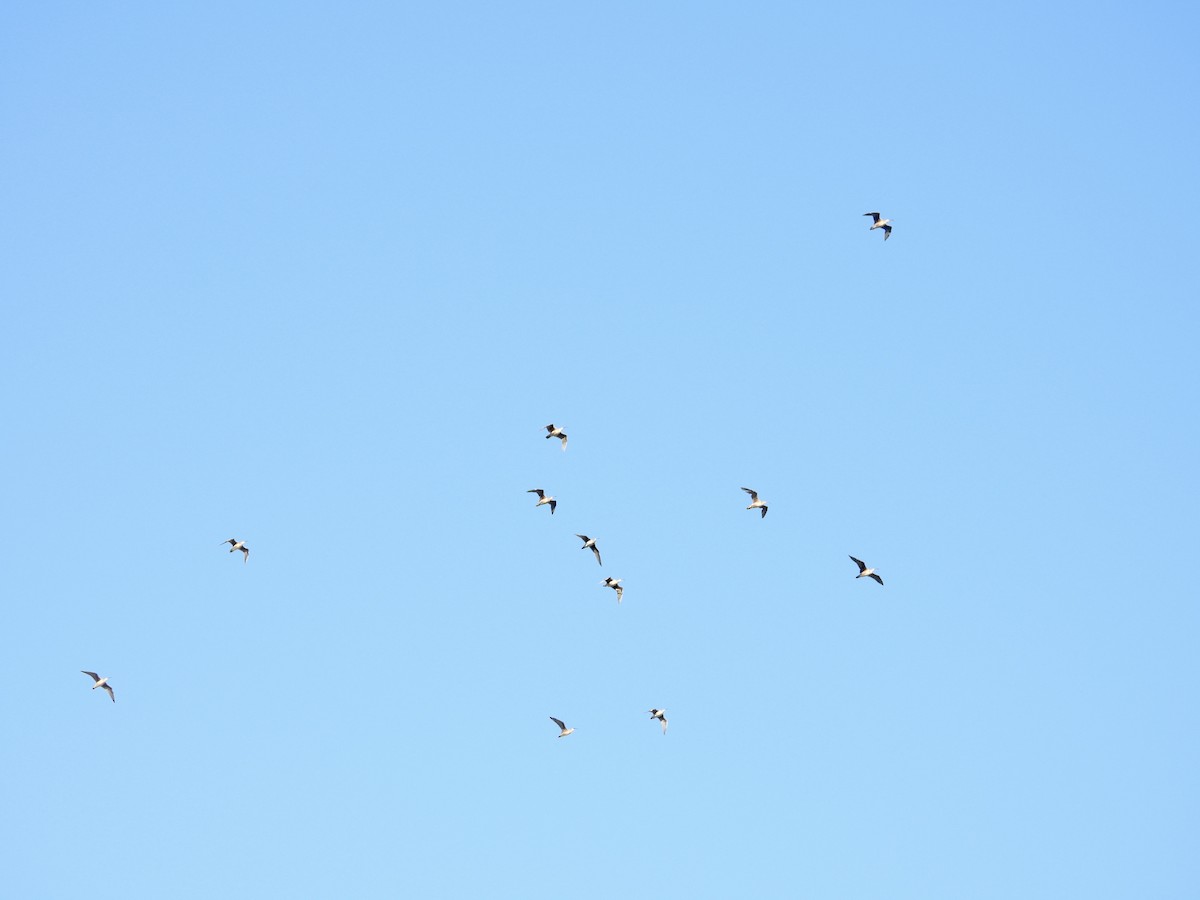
741 487 768 518
550 716 575 738
575 534 602 566
602 577 623 603
82 670 115 702
648 708 668 735
222 538 249 563
527 489 556 514
850 555 884 585
544 423 568 450
864 211 893 240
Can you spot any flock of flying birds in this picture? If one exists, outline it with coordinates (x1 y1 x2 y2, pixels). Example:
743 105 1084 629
80 233 896 715
525 420 884 740
79 418 888 717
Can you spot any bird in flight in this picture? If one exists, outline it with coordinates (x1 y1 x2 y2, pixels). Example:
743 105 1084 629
550 716 575 738
544 423 568 451
648 708 668 735
82 670 115 702
850 555 884 585
741 487 768 518
222 538 249 563
863 211 893 240
575 534 602 566
527 489 556 514
602 577 624 603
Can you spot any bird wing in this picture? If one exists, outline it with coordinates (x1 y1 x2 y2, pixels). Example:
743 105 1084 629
242 548 249 562
527 489 544 498
760 506 768 518
82 671 100 682
661 716 668 735
559 434 568 450
869 573 884 585
103 684 115 702
221 539 235 546
592 546 602 566
576 534 589 543
550 716 566 730
882 224 892 239
615 586 623 603
549 500 556 514
545 424 555 434
849 556 867 572
864 212 881 222
741 487 758 500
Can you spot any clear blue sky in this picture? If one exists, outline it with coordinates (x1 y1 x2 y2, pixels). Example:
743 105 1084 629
3 3 1197 897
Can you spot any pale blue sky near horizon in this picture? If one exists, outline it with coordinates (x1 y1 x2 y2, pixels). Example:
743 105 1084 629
2 2 1198 898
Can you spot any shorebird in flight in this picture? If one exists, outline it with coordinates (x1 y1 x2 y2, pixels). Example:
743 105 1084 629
864 212 893 240
850 556 884 585
575 534 602 566
550 716 575 738
82 671 115 702
648 708 668 735
741 487 768 518
602 577 624 603
222 538 249 563
527 489 556 514
544 423 568 450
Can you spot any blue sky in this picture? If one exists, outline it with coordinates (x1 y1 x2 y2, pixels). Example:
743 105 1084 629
2 2 1198 897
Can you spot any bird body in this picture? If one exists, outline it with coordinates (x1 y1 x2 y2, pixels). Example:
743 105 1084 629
575 534 602 566
850 555 884 585
648 708 668 735
550 716 575 738
602 577 623 603
527 488 557 514
864 211 893 240
82 670 115 702
544 423 568 450
222 538 249 563
741 487 768 518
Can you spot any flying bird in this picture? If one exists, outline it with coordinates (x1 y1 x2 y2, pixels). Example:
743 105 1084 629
864 211 893 240
648 708 668 735
81 670 115 702
222 538 249 563
550 716 575 738
527 489 556 514
544 423 568 450
575 534 602 566
602 577 623 603
850 555 884 585
741 487 768 518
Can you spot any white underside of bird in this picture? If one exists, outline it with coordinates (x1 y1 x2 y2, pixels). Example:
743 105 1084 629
576 534 602 566
602 577 623 603
850 555 884 585
544 423 568 450
741 487 768 518
82 670 115 702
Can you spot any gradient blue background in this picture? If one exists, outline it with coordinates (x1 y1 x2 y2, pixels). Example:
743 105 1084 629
3 2 1197 897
